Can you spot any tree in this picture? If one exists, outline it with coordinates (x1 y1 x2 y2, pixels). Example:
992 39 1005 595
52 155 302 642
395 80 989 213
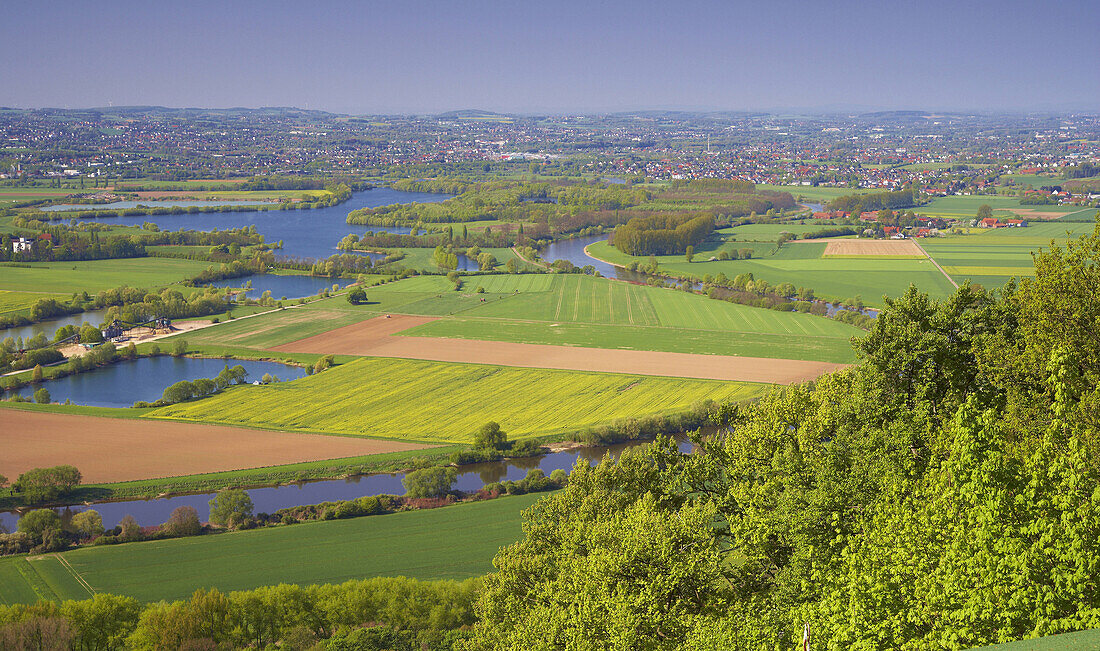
161 380 196 404
162 506 202 537
33 387 50 404
685 245 694 262
346 287 367 305
208 489 254 528
118 514 143 541
402 467 457 499
71 509 105 538
172 338 187 357
79 324 104 344
31 364 44 383
17 509 62 540
977 203 993 219
473 422 507 450
15 465 82 503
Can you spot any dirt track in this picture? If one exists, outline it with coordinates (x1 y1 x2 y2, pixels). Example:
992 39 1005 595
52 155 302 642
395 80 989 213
272 315 849 385
0 410 431 484
824 239 925 256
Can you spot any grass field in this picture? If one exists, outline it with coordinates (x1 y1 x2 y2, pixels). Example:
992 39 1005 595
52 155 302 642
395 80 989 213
0 289 53 314
587 240 957 307
0 494 544 604
916 195 1085 219
0 258 213 294
148 357 766 442
402 318 857 363
920 221 1097 288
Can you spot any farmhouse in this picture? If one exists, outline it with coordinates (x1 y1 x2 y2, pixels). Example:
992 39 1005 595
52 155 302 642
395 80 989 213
11 237 32 253
980 217 1000 228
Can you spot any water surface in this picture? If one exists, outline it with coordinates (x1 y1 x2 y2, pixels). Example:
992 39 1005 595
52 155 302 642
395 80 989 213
8 356 306 408
208 274 354 299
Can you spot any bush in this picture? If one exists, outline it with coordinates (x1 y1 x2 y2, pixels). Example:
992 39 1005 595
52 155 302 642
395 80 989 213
71 510 105 538
161 506 202 537
402 467 457 499
33 387 51 404
17 509 62 540
473 422 507 450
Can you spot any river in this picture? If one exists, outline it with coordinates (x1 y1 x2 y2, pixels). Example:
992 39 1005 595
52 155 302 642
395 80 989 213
0 437 693 532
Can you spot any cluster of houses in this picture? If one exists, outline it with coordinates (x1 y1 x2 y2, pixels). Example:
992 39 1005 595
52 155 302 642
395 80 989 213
10 233 52 253
977 217 1028 228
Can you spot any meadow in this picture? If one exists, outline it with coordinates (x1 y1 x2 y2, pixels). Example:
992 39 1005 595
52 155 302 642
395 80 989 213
920 221 1097 289
148 357 767 442
916 195 1088 219
0 289 54 314
0 258 213 294
587 240 958 306
0 493 544 604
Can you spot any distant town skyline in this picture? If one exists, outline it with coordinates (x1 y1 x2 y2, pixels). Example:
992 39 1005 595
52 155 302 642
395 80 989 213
2 0 1097 114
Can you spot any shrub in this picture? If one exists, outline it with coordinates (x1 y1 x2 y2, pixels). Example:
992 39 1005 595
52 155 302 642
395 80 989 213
161 506 202 537
402 467 457 499
15 465 82 503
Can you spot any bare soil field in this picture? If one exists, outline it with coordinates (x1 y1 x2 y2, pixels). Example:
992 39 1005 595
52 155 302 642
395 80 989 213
824 239 926 256
0 409 431 484
272 315 848 385
1003 208 1074 220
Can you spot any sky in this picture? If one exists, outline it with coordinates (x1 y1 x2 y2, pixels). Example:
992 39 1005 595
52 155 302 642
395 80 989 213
1 0 1097 114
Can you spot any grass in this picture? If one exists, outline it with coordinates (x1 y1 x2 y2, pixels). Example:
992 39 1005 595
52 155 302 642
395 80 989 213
148 357 767 443
0 290 54 314
587 240 957 307
916 196 1082 218
403 318 857 363
0 493 545 604
0 258 213 294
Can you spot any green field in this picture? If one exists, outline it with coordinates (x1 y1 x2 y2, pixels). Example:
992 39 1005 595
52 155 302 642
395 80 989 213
148 357 766 442
916 195 1085 219
0 494 544 604
403 318 857 363
920 222 1097 288
0 258 213 294
587 240 957 307
0 289 54 314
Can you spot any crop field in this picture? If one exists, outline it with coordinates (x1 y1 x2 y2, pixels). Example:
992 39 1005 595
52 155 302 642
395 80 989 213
587 240 957 306
823 239 925 256
463 274 860 338
149 357 768 442
916 196 1084 219
0 494 545 604
1 408 431 484
402 318 858 363
0 258 213 294
920 222 1096 288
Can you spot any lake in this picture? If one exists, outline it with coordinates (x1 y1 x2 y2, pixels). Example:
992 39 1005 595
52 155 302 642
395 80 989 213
1 309 112 342
208 274 354 299
42 200 272 211
6 355 306 408
0 438 693 531
75 188 448 259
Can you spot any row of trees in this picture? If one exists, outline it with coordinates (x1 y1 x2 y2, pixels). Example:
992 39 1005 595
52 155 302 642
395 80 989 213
827 188 917 213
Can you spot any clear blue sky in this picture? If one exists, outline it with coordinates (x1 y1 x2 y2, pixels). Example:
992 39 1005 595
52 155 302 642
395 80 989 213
1 0 1096 114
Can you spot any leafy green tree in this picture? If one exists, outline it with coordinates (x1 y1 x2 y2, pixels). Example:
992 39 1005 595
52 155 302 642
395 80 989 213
71 510 104 538
31 364 43 382
15 465 82 503
473 422 507 450
17 509 62 540
33 387 50 404
208 489 254 528
402 467 457 499
346 287 367 304
977 203 993 219
79 324 103 344
60 593 142 651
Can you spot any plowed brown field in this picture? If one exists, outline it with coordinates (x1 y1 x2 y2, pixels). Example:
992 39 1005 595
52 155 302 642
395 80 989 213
272 315 848 384
0 409 431 483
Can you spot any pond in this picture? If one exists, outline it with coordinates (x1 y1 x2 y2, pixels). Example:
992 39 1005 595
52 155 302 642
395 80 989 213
42 200 273 212
0 438 692 531
75 188 448 260
6 356 306 408
1 309 112 342
542 234 618 277
207 274 354 300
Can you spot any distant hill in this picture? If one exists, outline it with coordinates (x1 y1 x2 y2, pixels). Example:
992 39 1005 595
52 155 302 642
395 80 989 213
436 109 508 119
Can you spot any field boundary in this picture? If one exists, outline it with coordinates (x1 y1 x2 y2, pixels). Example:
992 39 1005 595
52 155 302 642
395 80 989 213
912 240 960 289
272 316 849 384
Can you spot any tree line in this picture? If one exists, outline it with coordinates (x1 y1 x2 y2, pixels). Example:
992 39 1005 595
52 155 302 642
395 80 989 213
612 213 714 256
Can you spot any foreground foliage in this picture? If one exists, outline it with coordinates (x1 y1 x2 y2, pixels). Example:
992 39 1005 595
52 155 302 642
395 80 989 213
467 224 1100 649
